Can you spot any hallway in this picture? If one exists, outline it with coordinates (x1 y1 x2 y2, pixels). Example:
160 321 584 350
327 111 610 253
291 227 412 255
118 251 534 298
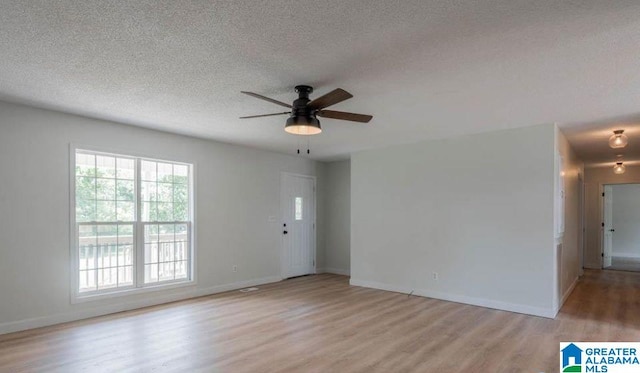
560 269 640 332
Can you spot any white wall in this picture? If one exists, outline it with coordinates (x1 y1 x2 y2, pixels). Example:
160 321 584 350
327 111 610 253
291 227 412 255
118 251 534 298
584 165 640 269
0 100 324 334
315 162 328 270
611 184 640 258
321 160 351 275
351 123 557 318
554 128 584 310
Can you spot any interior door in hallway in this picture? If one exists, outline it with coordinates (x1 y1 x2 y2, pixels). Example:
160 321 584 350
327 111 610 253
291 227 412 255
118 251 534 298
281 173 316 279
603 185 613 268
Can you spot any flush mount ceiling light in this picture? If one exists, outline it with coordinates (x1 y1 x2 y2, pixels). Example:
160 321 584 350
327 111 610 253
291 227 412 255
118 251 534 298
609 129 628 149
613 162 626 175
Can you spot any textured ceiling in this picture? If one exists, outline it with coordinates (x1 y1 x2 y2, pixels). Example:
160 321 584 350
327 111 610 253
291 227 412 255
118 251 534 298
1 1 640 161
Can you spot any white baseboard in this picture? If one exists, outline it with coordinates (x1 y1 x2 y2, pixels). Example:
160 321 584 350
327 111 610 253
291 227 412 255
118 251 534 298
317 267 350 276
349 278 556 319
613 253 640 259
0 276 281 336
560 276 579 309
551 276 580 316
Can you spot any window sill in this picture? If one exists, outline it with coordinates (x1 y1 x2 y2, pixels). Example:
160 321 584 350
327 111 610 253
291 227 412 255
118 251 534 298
71 279 196 304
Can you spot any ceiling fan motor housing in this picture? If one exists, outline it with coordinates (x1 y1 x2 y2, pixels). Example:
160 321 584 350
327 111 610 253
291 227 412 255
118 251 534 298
291 85 316 117
285 85 321 133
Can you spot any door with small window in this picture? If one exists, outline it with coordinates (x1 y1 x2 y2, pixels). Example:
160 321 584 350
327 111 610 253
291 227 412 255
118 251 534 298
281 173 316 278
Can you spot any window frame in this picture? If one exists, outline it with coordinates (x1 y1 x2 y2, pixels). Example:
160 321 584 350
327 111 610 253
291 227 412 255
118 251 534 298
69 145 196 303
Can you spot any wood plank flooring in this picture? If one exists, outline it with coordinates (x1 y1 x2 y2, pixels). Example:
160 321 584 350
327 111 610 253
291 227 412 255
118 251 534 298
1 269 640 372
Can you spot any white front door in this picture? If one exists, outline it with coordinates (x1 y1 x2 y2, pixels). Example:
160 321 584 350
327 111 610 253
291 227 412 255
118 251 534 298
281 173 316 278
603 185 613 268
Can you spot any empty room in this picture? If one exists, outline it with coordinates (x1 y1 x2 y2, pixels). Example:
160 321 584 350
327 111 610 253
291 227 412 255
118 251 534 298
1 1 640 372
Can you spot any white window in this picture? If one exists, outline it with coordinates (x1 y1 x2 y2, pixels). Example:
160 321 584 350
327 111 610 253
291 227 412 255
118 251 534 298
295 197 303 220
73 149 193 298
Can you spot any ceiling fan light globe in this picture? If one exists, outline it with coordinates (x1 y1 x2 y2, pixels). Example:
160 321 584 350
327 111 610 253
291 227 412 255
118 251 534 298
285 116 322 135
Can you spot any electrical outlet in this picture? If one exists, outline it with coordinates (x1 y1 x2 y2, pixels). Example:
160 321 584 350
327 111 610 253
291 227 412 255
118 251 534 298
232 265 238 273
432 272 439 281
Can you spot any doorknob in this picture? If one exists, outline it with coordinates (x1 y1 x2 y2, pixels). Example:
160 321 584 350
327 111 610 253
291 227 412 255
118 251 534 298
283 230 288 234
610 229 615 232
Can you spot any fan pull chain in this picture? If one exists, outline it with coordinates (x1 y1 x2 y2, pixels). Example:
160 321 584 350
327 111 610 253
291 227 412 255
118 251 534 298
294 138 311 155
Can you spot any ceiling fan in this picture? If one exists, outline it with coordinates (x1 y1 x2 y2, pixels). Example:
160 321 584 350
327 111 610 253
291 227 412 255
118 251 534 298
240 85 373 135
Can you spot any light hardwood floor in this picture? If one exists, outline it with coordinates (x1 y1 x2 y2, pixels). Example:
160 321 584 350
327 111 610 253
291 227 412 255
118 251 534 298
1 270 640 373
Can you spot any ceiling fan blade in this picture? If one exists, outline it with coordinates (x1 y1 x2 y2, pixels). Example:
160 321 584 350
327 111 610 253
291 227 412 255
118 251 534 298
308 88 353 110
239 112 290 119
317 110 373 123
241 91 292 108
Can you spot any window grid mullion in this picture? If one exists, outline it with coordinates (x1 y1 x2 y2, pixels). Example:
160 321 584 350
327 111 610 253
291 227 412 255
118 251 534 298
135 158 144 288
172 164 176 222
188 221 192 281
93 155 97 224
173 218 177 280
156 162 159 222
115 159 119 286
154 162 159 283
188 166 192 280
116 224 120 286
94 239 98 292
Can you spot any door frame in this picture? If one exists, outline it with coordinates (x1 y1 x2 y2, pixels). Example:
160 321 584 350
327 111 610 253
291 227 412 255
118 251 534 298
602 185 613 268
280 172 317 280
600 182 640 269
578 172 585 275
